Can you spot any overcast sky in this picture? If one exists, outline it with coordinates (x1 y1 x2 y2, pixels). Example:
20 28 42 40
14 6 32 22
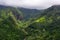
0 0 60 9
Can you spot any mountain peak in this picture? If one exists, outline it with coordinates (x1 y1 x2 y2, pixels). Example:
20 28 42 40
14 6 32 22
51 5 60 8
45 5 60 12
52 5 60 7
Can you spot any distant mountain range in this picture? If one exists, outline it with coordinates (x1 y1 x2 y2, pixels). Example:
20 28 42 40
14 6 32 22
19 8 43 20
0 5 60 21
0 5 43 21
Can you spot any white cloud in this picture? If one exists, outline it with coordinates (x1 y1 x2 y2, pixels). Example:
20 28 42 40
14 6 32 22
52 0 60 4
0 0 60 9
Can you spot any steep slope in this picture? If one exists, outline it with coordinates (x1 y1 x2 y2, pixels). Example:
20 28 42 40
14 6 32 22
1 5 60 40
0 5 28 40
0 5 43 21
0 5 43 40
0 5 24 20
25 5 60 40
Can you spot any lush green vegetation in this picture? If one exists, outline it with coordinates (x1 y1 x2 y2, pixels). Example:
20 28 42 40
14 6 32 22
0 5 60 40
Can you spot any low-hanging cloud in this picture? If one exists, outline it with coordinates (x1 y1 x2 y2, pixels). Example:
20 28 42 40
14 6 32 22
0 0 60 9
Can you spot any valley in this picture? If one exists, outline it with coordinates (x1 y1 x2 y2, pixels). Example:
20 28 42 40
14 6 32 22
0 5 60 40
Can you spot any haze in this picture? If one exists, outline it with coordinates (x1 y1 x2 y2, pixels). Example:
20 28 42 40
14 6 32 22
0 0 60 9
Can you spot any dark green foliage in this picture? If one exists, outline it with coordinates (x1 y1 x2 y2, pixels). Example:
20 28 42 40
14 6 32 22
25 5 60 40
0 10 26 40
0 5 60 40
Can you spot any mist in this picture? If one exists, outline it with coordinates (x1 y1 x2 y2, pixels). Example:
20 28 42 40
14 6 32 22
0 0 60 9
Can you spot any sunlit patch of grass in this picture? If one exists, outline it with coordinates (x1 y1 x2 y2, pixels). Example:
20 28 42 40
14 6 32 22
35 16 46 23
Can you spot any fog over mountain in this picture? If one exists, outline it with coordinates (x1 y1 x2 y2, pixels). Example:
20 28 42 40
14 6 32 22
0 0 60 9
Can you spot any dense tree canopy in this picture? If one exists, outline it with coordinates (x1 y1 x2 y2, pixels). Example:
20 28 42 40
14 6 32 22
0 5 60 40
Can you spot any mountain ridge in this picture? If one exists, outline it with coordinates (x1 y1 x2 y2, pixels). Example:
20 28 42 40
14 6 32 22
0 5 60 40
0 5 43 20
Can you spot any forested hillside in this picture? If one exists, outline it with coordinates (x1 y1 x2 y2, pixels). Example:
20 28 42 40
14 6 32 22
26 5 60 40
0 5 60 40
0 5 42 20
